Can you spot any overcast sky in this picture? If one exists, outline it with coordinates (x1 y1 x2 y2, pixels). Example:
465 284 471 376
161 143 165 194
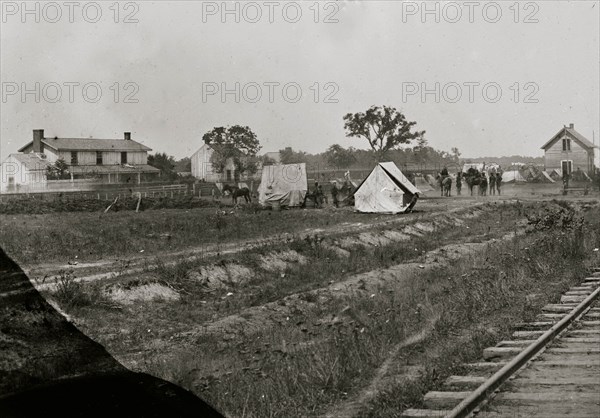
1 1 598 160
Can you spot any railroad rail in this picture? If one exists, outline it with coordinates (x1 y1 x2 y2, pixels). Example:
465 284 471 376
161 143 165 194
402 268 600 418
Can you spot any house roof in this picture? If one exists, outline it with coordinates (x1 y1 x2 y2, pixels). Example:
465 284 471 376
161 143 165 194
19 138 152 152
68 164 160 174
541 127 597 150
10 153 51 171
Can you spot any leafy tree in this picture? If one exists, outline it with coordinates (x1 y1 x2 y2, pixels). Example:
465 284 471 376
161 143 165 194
279 147 307 164
325 144 357 169
203 125 261 178
148 152 178 180
343 105 426 161
174 157 192 172
46 158 70 180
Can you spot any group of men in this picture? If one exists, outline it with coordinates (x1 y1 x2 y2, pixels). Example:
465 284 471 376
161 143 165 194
439 166 503 196
311 181 341 208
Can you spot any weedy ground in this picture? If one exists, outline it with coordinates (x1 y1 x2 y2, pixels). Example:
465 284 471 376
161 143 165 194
32 199 600 418
0 197 477 266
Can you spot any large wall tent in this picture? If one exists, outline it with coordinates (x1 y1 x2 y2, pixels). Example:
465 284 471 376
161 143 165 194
258 163 308 207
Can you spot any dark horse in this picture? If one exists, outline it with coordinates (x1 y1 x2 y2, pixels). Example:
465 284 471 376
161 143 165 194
436 174 452 197
222 184 251 204
464 168 483 196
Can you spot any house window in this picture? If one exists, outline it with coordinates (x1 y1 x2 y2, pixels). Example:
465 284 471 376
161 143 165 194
96 151 103 165
71 151 78 165
121 152 127 164
562 138 571 151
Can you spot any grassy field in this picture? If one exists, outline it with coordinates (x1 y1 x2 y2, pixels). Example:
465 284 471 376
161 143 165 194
3 189 599 418
1 197 480 266
32 198 600 417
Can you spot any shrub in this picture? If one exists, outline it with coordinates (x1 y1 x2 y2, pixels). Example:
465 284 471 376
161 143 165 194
53 270 91 308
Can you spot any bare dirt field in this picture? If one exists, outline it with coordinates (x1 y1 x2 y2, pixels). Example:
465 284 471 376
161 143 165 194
1 184 599 417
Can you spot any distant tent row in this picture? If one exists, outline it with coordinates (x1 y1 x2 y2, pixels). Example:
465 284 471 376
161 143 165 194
501 170 527 183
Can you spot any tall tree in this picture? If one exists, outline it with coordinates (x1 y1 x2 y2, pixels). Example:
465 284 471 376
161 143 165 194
174 157 192 172
343 105 425 161
203 125 261 178
325 144 357 169
148 152 178 180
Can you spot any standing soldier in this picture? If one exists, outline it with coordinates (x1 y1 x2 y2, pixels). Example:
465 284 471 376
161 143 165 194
317 184 325 207
562 171 570 191
456 171 462 195
313 182 321 208
496 172 502 195
331 181 339 208
489 171 496 195
479 172 488 196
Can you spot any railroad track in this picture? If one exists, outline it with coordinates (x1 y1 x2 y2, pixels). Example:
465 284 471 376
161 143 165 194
402 268 600 418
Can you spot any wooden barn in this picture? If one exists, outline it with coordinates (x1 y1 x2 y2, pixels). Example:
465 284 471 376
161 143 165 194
541 124 598 176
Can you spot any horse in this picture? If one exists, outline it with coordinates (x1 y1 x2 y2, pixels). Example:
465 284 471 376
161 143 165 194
222 184 251 204
436 173 452 197
464 168 483 196
303 189 325 208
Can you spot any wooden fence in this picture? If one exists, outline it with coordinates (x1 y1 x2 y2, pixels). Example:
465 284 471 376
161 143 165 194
0 184 189 202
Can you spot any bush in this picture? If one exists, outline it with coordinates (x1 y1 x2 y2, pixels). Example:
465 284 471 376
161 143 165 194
53 270 91 308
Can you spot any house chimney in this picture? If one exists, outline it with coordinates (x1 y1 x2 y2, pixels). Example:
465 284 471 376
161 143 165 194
124 132 131 140
33 129 44 153
569 123 574 129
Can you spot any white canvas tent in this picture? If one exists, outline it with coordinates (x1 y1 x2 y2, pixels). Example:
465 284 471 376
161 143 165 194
258 163 307 207
501 170 527 183
540 171 556 183
547 168 562 181
354 162 421 214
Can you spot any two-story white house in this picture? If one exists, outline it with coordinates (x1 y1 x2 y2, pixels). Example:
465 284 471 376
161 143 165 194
1 130 160 193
